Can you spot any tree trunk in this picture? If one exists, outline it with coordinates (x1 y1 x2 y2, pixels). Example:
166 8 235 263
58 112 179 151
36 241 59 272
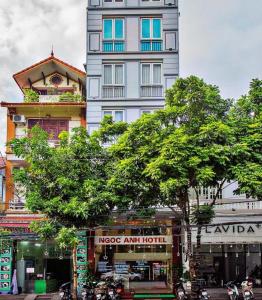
195 225 202 277
72 245 78 300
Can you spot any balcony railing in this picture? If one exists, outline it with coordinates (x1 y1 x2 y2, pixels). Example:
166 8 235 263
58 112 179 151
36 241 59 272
103 41 125 52
38 95 60 102
140 85 163 97
102 86 125 98
141 40 162 52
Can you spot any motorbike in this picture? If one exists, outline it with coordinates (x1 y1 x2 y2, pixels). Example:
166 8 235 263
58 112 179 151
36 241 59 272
59 282 72 300
198 288 210 300
95 281 109 300
225 281 239 300
241 279 254 300
81 282 96 300
175 279 188 300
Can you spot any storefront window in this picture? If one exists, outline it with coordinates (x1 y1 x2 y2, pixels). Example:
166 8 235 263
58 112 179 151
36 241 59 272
16 241 71 293
195 243 262 287
94 220 173 291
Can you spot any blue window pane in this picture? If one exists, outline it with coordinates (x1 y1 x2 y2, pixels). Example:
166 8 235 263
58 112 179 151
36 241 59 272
153 19 161 39
152 41 162 51
103 42 113 52
141 41 151 51
115 19 124 39
142 19 150 39
104 19 112 39
114 42 124 52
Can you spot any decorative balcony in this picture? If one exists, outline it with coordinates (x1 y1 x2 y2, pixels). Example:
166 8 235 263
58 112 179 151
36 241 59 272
140 85 163 97
39 95 60 102
102 86 125 98
141 40 162 52
103 41 125 52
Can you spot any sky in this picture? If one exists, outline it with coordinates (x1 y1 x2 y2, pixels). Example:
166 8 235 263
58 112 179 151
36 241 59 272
0 0 262 153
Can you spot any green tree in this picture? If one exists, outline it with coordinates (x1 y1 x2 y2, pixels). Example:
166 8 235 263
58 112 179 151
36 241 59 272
11 126 117 299
230 79 262 200
103 76 235 286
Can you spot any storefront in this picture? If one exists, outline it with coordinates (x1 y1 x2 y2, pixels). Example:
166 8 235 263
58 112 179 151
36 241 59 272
16 240 72 293
192 220 262 287
93 219 180 292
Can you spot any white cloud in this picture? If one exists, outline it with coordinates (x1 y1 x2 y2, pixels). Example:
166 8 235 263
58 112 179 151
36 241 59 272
0 0 86 153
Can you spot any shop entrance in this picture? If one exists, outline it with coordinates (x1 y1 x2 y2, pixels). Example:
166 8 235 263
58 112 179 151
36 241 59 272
46 258 71 286
16 241 72 293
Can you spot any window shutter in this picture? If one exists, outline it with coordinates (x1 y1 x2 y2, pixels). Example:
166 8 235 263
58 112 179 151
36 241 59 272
89 78 100 98
89 33 100 51
165 32 176 50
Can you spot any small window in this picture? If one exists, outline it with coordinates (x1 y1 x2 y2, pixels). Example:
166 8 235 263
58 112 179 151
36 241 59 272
103 110 124 122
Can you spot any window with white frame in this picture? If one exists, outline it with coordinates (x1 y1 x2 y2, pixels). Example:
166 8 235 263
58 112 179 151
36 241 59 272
141 63 162 85
141 63 162 97
103 110 124 122
103 18 125 52
141 18 162 51
104 64 124 85
103 64 125 98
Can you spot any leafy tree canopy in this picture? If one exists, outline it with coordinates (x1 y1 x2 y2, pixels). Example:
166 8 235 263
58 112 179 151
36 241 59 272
230 79 262 199
11 126 118 229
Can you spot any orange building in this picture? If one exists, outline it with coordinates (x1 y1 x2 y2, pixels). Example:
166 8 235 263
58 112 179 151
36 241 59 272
1 53 86 223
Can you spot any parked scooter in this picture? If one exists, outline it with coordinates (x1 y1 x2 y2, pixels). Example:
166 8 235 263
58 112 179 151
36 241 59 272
241 278 254 300
95 280 109 300
225 281 239 300
59 282 72 300
81 282 96 300
175 279 188 300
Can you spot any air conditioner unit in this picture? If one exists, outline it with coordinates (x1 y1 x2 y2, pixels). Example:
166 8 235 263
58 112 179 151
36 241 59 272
12 115 26 124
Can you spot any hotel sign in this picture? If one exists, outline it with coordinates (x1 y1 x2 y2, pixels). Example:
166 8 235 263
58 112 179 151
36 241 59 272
95 235 172 245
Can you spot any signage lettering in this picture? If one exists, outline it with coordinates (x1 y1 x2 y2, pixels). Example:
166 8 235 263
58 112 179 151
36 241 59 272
95 235 172 245
205 225 258 235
